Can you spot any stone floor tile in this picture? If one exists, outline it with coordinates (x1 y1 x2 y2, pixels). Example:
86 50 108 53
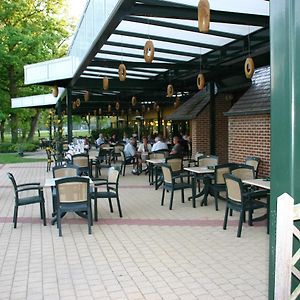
0 159 268 300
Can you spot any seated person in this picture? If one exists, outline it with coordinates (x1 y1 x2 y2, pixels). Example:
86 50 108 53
151 135 168 152
124 137 138 172
96 133 106 147
137 136 152 172
122 133 130 144
83 137 90 153
170 136 183 157
109 133 118 144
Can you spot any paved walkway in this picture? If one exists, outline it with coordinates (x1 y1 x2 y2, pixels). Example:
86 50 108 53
0 153 268 299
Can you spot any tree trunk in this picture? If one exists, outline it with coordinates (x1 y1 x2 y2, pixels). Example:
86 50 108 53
27 109 40 142
0 119 5 142
8 65 18 143
10 113 18 143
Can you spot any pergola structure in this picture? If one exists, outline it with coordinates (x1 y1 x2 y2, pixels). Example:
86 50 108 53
24 0 270 117
16 0 300 298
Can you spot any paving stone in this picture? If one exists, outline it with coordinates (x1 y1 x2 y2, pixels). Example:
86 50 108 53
0 159 268 300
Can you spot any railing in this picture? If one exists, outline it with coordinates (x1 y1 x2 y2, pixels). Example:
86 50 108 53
275 193 300 299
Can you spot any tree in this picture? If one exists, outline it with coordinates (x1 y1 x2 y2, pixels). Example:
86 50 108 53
0 0 74 143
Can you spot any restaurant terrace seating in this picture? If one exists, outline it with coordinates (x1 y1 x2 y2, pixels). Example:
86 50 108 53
113 143 125 162
52 165 79 216
120 150 134 176
72 153 91 176
223 174 267 237
202 163 237 211
161 164 194 210
245 156 261 178
7 172 47 228
91 166 122 221
55 176 92 237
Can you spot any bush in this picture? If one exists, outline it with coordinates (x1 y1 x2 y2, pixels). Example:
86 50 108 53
0 143 38 153
0 143 15 153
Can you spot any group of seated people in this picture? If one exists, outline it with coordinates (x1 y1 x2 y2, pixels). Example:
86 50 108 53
95 133 119 147
124 135 186 175
94 132 191 174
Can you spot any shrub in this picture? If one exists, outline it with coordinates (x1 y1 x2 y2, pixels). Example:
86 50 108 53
0 143 38 153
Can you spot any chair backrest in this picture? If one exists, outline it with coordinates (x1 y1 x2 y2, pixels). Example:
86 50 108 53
224 174 243 203
53 165 78 178
114 144 124 154
161 164 173 184
150 150 168 159
198 155 218 167
107 167 121 184
245 156 260 177
7 172 18 194
214 163 233 184
120 150 126 162
72 154 89 168
194 152 204 161
100 143 110 149
55 177 89 203
231 164 255 180
166 157 182 172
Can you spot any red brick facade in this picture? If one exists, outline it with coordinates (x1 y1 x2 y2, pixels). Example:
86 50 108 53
191 94 232 164
191 106 210 156
191 93 270 177
228 114 270 177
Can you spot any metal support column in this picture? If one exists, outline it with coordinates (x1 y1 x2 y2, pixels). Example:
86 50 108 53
157 111 161 135
66 89 73 144
209 82 216 155
56 98 62 154
269 1 300 298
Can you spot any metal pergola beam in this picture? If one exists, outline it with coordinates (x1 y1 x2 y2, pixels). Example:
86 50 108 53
105 40 198 58
90 58 200 70
98 49 183 63
114 30 220 50
130 2 269 27
124 16 242 40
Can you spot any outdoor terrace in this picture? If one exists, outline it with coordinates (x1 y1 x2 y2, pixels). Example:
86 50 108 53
0 151 268 300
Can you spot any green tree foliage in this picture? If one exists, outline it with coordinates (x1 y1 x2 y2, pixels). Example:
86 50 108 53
0 0 74 142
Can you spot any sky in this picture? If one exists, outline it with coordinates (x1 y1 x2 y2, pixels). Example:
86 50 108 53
66 0 88 20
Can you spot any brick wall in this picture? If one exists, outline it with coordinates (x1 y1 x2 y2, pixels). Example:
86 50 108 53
191 105 210 156
215 94 232 163
191 94 232 163
228 114 270 177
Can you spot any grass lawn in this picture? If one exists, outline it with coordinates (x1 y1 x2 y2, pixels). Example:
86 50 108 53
0 153 46 164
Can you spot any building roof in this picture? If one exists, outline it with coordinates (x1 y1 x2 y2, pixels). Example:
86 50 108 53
225 65 270 116
19 0 270 116
165 89 210 121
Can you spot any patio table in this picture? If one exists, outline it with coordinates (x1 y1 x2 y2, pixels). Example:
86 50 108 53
146 158 166 187
184 166 214 208
242 178 270 190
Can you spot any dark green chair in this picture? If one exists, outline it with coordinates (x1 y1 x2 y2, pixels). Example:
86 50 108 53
55 176 92 237
245 156 261 178
120 150 135 176
223 174 268 237
7 172 46 228
202 163 241 210
51 165 79 217
72 153 91 176
161 164 194 210
91 166 122 221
